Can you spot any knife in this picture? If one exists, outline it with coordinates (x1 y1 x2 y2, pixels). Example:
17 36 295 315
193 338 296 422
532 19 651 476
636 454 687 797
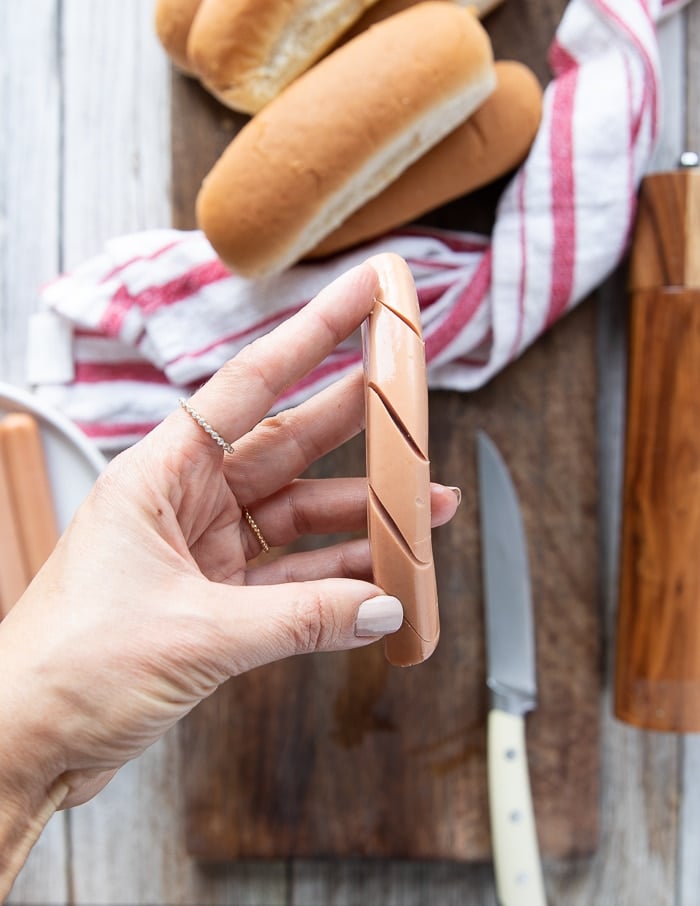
477 431 546 906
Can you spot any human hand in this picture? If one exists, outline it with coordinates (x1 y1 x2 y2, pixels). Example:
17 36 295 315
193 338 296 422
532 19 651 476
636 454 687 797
0 261 459 867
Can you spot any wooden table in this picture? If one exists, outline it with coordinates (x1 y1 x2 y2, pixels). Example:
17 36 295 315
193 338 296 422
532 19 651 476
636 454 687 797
2 2 700 903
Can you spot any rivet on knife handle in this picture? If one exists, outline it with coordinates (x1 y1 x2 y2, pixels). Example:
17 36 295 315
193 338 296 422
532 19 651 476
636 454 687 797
615 160 700 731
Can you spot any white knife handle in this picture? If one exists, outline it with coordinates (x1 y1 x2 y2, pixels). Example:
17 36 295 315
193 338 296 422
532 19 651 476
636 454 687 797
488 708 547 906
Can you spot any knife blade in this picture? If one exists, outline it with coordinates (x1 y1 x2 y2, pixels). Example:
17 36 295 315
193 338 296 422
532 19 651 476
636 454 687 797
477 431 546 906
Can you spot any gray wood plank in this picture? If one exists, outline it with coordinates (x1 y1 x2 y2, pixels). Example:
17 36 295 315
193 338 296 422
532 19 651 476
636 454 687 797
680 4 700 904
649 12 686 173
680 737 700 906
291 860 499 905
1 2 68 900
60 0 171 268
686 0 700 154
0 1 62 384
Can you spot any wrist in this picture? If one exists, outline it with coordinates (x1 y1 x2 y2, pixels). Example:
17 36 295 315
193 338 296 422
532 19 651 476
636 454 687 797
0 622 67 897
0 776 67 898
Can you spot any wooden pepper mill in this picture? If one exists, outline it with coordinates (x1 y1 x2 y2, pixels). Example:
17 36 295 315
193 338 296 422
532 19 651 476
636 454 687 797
615 156 700 732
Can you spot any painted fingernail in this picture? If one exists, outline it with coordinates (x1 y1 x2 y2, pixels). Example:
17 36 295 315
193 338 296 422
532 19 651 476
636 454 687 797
449 486 462 505
355 595 404 637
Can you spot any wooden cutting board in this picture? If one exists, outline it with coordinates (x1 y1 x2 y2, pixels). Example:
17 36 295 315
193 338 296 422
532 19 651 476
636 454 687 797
173 0 601 862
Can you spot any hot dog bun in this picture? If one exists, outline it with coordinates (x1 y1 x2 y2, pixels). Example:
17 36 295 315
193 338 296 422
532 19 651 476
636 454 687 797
154 0 203 75
196 2 496 278
187 0 382 114
308 61 542 258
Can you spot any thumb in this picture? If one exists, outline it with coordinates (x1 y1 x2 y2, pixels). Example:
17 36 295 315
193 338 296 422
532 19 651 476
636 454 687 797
204 579 404 675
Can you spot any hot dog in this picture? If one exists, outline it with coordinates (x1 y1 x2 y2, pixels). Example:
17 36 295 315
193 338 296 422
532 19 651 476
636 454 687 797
363 252 438 667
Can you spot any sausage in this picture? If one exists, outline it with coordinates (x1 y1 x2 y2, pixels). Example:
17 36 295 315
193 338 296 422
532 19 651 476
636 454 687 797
364 252 439 666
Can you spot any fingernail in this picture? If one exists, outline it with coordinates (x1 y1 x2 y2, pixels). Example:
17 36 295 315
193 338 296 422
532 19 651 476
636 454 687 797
449 486 462 505
355 595 404 637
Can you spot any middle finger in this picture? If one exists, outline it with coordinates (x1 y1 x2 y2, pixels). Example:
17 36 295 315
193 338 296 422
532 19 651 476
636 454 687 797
229 368 365 502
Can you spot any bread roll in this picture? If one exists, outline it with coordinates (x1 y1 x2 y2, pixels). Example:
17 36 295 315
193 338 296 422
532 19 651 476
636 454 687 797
187 0 382 114
363 252 438 667
309 61 542 258
154 0 203 75
196 2 496 278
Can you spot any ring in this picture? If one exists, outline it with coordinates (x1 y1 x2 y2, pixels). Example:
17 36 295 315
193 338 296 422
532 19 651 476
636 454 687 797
242 506 270 553
178 398 235 454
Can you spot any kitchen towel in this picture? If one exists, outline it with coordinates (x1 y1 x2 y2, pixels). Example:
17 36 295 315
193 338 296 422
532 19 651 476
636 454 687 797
31 0 691 450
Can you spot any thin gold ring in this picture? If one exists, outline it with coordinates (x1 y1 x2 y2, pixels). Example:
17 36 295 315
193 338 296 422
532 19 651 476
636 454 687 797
243 506 270 553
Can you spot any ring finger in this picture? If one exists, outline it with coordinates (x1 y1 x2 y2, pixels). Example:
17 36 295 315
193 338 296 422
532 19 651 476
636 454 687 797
240 477 366 560
240 479 461 561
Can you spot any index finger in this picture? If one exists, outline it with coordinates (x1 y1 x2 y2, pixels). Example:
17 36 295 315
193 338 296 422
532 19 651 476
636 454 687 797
184 262 379 447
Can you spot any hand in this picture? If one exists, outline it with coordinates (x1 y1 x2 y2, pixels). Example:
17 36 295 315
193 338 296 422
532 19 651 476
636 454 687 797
0 262 459 880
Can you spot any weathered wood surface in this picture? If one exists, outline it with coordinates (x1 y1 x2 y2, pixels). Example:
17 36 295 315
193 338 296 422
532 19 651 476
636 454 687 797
1 0 698 902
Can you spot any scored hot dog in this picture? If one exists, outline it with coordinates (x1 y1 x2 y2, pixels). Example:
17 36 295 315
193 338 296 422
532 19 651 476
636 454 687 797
196 2 496 278
363 252 439 667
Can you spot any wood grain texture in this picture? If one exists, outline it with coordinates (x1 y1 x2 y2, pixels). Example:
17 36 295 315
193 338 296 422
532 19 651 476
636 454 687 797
0 414 59 577
0 425 32 617
616 286 700 731
616 164 700 732
0 0 61 383
628 171 700 290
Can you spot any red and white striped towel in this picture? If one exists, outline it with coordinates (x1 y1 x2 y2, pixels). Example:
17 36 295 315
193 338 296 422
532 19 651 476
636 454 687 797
32 0 689 450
